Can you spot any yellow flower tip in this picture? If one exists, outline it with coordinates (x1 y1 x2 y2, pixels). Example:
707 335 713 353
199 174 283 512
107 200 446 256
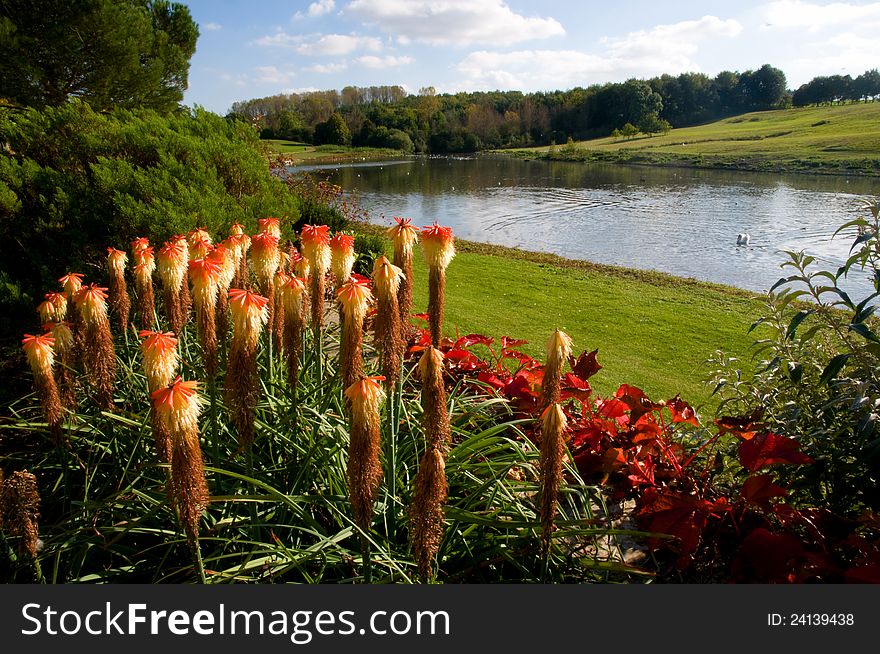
300 224 331 273
387 217 419 256
229 222 246 236
344 375 386 417
22 332 55 373
330 233 356 282
188 258 222 306
75 284 109 324
421 223 455 271
417 346 445 379
131 237 151 254
258 217 281 238
58 272 84 296
45 321 73 354
38 292 67 322
275 270 291 286
106 248 127 274
208 243 237 289
187 227 212 249
291 250 310 279
546 329 573 367
541 403 568 434
372 255 403 298
151 376 202 433
250 232 281 282
280 275 308 314
189 236 212 261
139 330 180 389
336 278 373 324
133 246 156 275
228 288 269 340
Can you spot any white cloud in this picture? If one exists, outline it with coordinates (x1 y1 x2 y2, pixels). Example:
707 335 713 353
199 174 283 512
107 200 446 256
762 1 880 30
254 32 381 56
202 22 222 31
454 16 743 91
294 0 336 20
253 66 298 85
354 55 414 68
346 0 564 46
309 0 336 17
303 62 349 74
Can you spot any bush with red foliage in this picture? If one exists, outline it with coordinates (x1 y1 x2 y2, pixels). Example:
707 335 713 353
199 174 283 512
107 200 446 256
404 321 880 583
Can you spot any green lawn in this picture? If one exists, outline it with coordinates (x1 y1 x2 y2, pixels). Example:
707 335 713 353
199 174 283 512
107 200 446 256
510 103 880 175
263 140 405 163
404 239 765 412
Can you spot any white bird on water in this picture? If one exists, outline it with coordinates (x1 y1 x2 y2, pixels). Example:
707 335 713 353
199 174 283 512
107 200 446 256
736 233 751 246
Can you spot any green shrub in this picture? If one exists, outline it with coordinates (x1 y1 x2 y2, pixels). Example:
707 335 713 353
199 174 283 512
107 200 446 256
0 101 302 339
708 198 880 514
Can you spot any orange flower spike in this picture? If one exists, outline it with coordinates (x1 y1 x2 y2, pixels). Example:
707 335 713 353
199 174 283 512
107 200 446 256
210 243 237 291
387 216 419 260
372 255 403 299
134 246 156 276
75 284 109 327
250 231 281 287
58 272 84 298
188 236 212 261
139 330 180 391
258 217 281 238
131 237 151 256
336 277 373 327
45 321 73 356
151 377 202 433
187 227 212 249
228 288 269 347
300 224 331 274
542 329 573 408
230 222 246 236
330 233 356 284
106 248 127 275
22 332 55 376
291 249 310 279
157 240 187 289
188 257 221 305
37 292 67 322
345 376 386 422
280 276 308 316
421 223 455 271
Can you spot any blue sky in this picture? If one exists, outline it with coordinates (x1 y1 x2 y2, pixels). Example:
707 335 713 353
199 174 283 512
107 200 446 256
183 0 880 114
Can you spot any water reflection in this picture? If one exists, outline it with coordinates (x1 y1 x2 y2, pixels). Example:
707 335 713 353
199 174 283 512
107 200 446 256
290 156 875 297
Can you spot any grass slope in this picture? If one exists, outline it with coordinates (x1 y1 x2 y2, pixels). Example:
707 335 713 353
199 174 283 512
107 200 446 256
404 239 764 411
512 103 880 175
263 140 405 163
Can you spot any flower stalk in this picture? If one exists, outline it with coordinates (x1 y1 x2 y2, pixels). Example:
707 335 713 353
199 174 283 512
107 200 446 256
226 288 269 446
387 217 419 329
420 223 455 347
21 333 63 441
74 284 116 408
106 248 131 332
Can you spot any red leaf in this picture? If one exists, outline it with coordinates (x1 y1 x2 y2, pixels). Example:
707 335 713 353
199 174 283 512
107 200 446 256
561 372 592 403
732 527 807 583
501 336 528 348
740 474 788 506
738 432 814 471
715 408 765 440
476 371 506 391
453 333 494 349
666 395 699 427
616 384 662 423
598 397 628 420
637 489 714 560
568 349 602 381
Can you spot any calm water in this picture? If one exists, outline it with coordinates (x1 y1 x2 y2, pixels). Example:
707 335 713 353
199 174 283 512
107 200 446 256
291 156 876 296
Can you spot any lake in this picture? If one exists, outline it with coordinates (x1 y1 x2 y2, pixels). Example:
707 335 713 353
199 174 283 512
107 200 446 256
290 156 876 297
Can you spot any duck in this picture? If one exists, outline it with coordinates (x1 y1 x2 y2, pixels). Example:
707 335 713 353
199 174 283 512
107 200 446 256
736 233 751 246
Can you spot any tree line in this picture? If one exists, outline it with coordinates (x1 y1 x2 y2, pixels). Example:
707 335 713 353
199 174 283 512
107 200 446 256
792 70 880 106
230 64 789 153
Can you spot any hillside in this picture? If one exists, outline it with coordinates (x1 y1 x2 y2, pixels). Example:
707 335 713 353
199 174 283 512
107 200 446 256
512 103 880 175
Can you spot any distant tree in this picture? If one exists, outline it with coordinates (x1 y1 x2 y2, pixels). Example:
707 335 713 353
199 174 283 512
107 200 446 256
738 64 787 110
855 69 880 102
620 122 639 139
314 112 351 146
0 0 198 112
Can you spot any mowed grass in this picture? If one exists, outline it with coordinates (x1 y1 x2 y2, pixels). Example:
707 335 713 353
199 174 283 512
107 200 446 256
263 140 405 163
512 103 880 174
406 242 765 412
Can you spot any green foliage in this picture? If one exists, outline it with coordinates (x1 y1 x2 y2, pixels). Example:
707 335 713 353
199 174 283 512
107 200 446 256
708 198 880 515
0 101 301 339
352 231 387 276
314 112 351 146
0 0 198 113
620 123 639 139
